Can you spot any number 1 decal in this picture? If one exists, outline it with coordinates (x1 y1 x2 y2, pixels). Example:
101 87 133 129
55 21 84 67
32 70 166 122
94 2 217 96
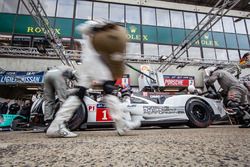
96 108 112 122
102 110 108 120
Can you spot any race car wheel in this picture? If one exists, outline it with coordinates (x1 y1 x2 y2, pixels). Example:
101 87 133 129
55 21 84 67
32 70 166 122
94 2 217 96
67 102 88 131
185 98 213 128
11 117 29 131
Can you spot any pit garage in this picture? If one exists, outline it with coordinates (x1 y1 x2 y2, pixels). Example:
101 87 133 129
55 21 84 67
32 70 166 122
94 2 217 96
0 71 44 99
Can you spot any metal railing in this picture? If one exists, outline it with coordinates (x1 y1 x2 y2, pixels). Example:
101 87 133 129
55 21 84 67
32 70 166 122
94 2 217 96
0 46 81 60
20 0 74 67
157 0 241 72
0 46 240 68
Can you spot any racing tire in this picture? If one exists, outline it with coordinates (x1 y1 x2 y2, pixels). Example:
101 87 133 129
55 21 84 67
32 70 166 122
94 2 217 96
185 98 213 128
31 98 88 131
159 125 170 129
67 102 88 131
11 117 30 131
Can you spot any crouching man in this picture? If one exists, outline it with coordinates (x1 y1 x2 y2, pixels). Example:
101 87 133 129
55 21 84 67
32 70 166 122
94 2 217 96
204 67 250 128
45 65 80 137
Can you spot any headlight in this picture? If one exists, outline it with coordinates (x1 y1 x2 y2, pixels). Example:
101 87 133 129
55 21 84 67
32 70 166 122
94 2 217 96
0 115 4 123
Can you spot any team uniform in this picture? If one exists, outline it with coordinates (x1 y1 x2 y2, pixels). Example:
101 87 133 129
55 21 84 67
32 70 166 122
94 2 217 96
45 66 79 137
46 21 140 137
205 68 250 128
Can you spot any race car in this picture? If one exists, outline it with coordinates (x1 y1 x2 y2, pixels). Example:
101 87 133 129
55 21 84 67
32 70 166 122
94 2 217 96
30 93 227 130
84 94 226 128
0 114 28 131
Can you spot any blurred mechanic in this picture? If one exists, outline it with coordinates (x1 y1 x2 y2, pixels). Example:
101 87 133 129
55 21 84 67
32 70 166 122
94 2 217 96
44 65 79 137
119 84 142 128
187 85 202 95
77 20 141 135
47 20 140 137
204 67 250 128
240 52 250 68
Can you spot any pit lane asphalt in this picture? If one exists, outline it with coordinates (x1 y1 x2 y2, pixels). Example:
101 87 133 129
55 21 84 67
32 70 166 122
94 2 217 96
0 125 249 167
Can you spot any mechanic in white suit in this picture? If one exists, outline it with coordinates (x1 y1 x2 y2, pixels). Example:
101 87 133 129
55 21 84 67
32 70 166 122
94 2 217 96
118 84 137 122
45 65 80 137
46 20 140 137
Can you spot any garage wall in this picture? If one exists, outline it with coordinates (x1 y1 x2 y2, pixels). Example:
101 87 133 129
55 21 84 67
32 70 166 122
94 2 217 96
1 57 249 88
0 57 62 71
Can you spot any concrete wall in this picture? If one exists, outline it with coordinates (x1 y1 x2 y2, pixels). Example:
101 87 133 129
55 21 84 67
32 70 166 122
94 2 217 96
0 57 62 71
3 57 244 88
125 62 205 87
1 57 204 86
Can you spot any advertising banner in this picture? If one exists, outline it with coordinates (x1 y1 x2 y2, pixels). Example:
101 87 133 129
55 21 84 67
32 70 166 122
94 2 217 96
0 71 44 85
115 74 130 87
163 75 195 87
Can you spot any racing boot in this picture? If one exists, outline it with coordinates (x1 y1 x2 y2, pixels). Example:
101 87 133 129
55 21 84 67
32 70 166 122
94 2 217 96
104 95 128 136
115 119 129 136
239 108 250 128
115 119 141 135
46 122 78 137
46 96 81 138
239 119 250 128
125 119 141 130
43 120 52 133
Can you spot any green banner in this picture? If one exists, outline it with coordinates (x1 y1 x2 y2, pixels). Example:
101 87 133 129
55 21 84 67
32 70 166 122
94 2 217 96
126 24 141 42
0 13 15 33
73 19 87 38
157 27 172 44
185 30 200 47
199 32 214 47
225 33 238 49
54 18 72 37
10 15 71 37
0 13 248 50
172 28 185 45
142 25 157 43
212 32 226 48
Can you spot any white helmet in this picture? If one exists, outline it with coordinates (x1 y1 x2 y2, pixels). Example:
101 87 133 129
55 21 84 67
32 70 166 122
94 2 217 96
204 66 217 76
76 20 103 35
188 85 196 93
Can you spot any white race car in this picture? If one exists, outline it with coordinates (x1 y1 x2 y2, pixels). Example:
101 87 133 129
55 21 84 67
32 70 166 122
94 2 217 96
30 94 227 130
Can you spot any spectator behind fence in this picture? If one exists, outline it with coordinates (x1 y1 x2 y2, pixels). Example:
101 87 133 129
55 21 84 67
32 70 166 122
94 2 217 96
240 52 250 68
18 99 32 121
0 100 9 114
37 44 47 56
8 101 20 114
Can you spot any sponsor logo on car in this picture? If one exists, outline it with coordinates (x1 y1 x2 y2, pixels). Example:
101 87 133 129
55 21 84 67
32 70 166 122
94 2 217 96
96 103 112 122
143 106 185 114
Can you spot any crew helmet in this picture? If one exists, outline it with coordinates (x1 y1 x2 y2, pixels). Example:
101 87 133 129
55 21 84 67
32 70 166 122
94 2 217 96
187 85 196 93
204 66 217 76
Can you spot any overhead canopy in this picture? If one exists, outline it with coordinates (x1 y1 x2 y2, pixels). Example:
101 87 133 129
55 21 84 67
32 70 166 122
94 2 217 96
159 0 250 11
